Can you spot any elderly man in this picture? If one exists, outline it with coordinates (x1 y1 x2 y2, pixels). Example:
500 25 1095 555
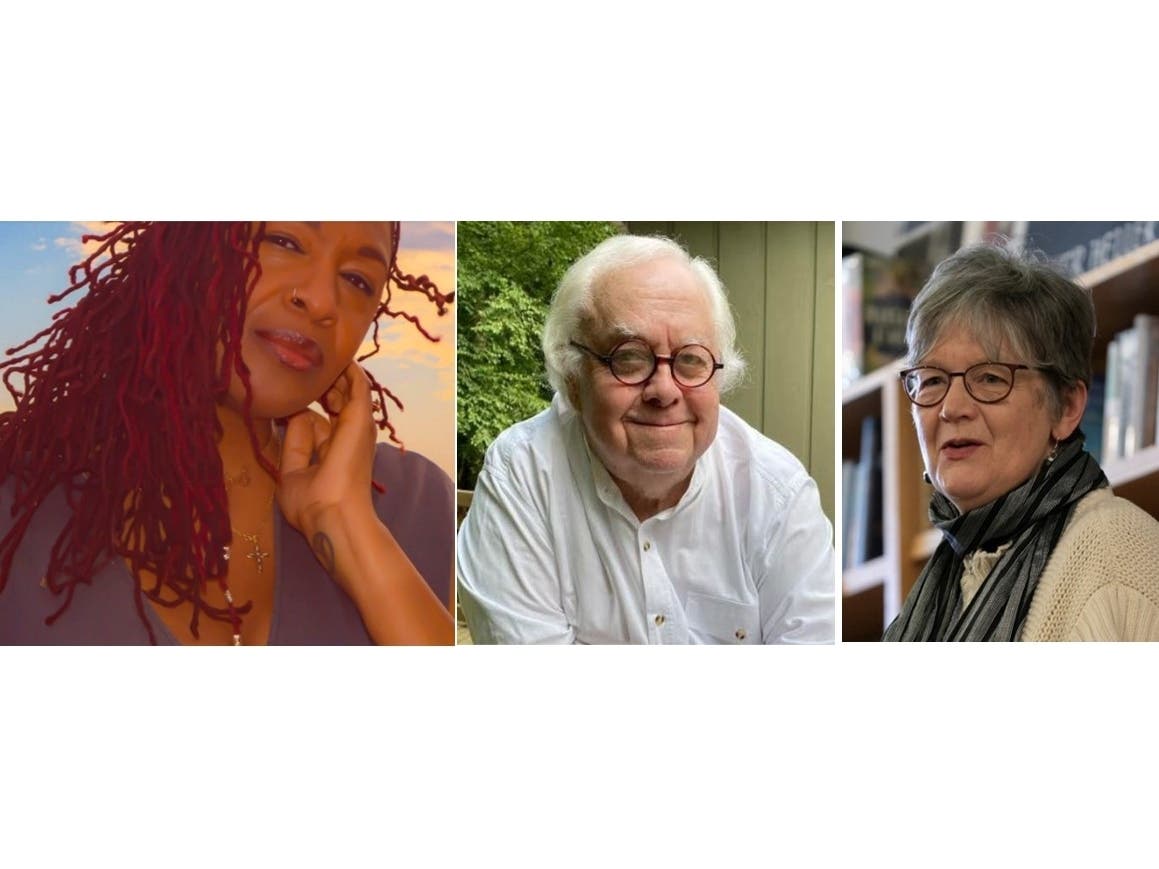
457 234 834 644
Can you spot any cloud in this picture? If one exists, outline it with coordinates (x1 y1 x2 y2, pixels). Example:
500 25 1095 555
359 337 455 478
391 350 443 369
31 238 47 252
53 222 115 262
361 230 458 369
395 247 455 290
399 221 454 251
54 236 85 258
358 313 455 368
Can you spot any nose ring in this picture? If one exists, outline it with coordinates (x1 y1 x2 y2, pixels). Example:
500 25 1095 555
291 287 304 308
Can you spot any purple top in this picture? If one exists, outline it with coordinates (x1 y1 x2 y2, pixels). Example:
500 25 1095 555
0 444 454 644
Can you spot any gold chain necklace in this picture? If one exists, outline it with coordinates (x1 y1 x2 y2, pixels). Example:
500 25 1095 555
218 435 281 645
220 491 276 646
224 466 252 488
228 528 271 574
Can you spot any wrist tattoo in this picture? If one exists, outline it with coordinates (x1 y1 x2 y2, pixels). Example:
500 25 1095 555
312 532 337 575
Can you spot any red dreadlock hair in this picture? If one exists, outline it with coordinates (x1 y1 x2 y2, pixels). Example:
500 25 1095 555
0 221 451 643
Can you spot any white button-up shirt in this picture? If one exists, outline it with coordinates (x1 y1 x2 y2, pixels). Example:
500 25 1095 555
457 396 835 644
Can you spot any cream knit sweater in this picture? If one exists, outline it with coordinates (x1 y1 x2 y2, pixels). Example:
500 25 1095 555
957 488 1159 641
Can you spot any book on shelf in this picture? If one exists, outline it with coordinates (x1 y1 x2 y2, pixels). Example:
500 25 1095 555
1103 335 1122 464
841 459 858 570
1100 315 1159 464
1118 327 1138 459
844 222 964 382
848 416 883 569
840 249 901 382
1132 313 1159 453
862 256 919 374
1082 374 1105 463
841 255 864 387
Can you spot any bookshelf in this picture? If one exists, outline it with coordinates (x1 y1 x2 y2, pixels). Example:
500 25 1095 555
841 227 1159 640
841 360 926 640
1083 237 1159 517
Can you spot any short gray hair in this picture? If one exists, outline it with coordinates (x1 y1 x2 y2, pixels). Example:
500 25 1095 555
905 243 1095 417
541 234 747 403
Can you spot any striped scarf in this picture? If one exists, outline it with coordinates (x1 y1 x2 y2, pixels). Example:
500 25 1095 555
883 435 1107 642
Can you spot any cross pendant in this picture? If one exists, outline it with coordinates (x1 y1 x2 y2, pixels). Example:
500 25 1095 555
235 531 269 574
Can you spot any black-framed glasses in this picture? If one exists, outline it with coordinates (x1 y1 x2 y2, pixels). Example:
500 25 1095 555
899 362 1034 407
570 338 724 388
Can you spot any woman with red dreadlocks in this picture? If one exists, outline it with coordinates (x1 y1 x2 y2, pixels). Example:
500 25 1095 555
0 222 455 644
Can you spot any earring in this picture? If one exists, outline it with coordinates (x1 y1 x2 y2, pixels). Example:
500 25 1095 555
1045 439 1059 465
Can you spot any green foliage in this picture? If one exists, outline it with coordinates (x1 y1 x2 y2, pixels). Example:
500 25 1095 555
456 221 622 489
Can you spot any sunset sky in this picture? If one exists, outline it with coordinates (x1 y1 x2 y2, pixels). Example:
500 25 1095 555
0 221 456 480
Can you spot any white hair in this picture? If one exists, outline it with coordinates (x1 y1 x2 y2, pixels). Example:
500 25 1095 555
541 235 747 404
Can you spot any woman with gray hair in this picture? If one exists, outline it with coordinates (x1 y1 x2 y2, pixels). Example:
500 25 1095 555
884 244 1159 641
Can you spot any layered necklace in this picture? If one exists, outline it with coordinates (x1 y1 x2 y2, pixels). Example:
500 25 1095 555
219 441 280 645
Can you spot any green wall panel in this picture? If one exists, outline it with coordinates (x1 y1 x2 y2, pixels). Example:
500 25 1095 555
626 221 836 526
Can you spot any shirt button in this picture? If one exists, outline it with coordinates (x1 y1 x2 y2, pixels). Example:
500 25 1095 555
643 541 652 551
654 614 666 626
735 628 746 641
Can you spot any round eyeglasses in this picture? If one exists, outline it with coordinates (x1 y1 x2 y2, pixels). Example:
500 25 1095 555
899 362 1034 407
570 339 724 388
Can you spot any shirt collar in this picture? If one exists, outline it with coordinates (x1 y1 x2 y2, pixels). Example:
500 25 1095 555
569 414 709 526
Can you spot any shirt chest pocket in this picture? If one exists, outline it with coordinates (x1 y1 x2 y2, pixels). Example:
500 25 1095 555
685 592 761 645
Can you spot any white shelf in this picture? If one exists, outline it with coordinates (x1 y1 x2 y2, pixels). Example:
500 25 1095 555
842 359 905 404
842 555 888 596
1078 238 1159 290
